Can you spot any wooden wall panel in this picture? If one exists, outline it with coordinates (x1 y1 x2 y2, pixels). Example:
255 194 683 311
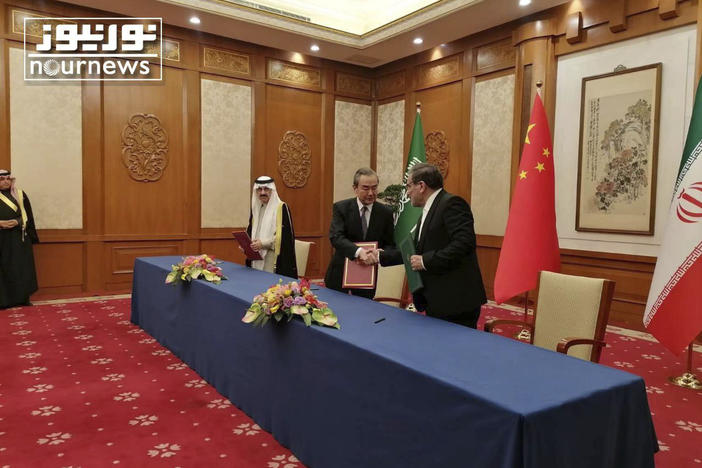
264 85 323 234
200 239 247 266
103 66 186 236
33 243 84 295
414 82 465 198
104 241 182 289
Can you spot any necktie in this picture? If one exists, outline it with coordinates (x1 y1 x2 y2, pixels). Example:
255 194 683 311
414 215 422 246
361 206 368 239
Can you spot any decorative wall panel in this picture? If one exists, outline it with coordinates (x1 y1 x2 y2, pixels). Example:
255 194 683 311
376 100 405 191
476 38 516 72
203 47 250 75
278 131 312 188
9 47 83 229
376 71 405 99
267 59 321 87
334 100 372 202
471 73 514 236
336 72 372 98
121 114 169 182
201 78 252 228
417 54 461 88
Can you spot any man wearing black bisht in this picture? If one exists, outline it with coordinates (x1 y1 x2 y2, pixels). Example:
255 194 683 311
245 176 298 279
0 170 39 308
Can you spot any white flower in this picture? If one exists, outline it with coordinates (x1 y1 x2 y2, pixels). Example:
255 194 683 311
117 320 131 325
129 415 158 426
101 306 116 310
37 432 71 445
207 399 232 409
8 313 25 318
641 354 661 360
27 384 54 393
646 386 664 394
147 442 180 458
113 392 140 402
82 345 103 351
613 361 634 368
127 329 144 334
31 406 62 416
61 317 78 322
74 334 93 341
10 320 28 326
91 358 113 365
55 309 72 314
139 338 156 344
12 330 31 336
23 367 47 375
166 363 187 371
184 379 206 389
657 440 670 452
618 336 636 342
233 423 261 436
676 420 702 432
151 350 170 356
16 340 37 347
67 325 85 330
19 352 42 359
267 454 300 468
108 312 122 317
101 373 125 382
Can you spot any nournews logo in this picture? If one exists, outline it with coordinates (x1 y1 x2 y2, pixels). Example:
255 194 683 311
23 17 162 81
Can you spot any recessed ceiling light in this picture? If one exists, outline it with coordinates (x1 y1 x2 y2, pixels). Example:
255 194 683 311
310 44 320 52
189 16 201 25
413 37 423 45
519 0 532 6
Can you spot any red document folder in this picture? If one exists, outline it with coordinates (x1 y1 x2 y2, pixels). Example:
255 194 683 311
232 231 263 261
342 241 378 289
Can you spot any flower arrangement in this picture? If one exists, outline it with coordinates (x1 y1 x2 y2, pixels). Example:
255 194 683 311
242 279 340 329
165 255 227 285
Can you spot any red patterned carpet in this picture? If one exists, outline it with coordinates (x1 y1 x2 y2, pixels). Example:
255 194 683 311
0 297 700 467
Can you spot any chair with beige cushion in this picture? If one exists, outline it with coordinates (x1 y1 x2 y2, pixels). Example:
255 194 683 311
294 240 314 279
373 264 407 307
485 271 615 363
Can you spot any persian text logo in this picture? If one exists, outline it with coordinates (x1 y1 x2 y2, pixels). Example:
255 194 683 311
23 17 162 81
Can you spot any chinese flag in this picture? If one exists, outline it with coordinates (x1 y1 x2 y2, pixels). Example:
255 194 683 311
493 94 560 304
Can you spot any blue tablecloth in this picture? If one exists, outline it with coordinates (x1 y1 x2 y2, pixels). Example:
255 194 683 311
131 256 657 468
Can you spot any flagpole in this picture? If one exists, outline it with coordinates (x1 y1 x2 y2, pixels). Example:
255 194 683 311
668 342 702 389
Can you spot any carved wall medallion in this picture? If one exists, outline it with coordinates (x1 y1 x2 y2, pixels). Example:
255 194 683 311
425 131 450 178
278 131 311 188
267 59 321 87
203 47 250 75
121 114 169 182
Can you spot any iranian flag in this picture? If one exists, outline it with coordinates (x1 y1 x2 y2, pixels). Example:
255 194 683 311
394 107 426 245
644 78 702 355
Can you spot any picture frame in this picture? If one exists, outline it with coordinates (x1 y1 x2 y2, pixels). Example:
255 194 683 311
575 63 662 235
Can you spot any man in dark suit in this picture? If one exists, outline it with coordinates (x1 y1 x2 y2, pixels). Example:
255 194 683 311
324 168 396 299
387 163 486 328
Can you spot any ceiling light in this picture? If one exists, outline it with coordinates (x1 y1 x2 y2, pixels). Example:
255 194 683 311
519 0 532 5
189 16 201 24
310 44 320 52
413 37 423 45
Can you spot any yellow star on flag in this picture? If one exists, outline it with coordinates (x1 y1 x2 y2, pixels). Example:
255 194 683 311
535 162 545 173
542 148 550 157
524 124 536 144
519 170 528 180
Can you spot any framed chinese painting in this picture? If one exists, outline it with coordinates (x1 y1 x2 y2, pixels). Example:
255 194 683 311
576 63 662 235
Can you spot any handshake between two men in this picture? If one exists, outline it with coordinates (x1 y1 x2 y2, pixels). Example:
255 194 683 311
356 247 424 272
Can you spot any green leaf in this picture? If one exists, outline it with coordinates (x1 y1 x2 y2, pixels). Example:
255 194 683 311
302 313 312 327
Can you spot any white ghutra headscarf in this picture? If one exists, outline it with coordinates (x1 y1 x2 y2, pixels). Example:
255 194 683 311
250 176 283 270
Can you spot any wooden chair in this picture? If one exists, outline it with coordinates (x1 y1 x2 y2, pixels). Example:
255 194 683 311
484 271 615 363
294 240 314 279
373 264 407 307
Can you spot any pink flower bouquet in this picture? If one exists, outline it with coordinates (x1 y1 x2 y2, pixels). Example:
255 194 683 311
242 279 340 329
165 255 227 285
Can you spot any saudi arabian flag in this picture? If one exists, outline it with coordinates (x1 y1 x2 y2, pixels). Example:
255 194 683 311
644 78 702 354
394 108 426 245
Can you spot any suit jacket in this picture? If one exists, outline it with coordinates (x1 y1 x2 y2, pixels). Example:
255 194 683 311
324 198 397 293
409 190 486 319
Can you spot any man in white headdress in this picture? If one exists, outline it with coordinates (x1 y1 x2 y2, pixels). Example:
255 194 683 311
0 169 39 308
245 176 298 278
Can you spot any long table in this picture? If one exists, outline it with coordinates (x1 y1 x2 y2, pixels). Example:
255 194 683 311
131 256 658 468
